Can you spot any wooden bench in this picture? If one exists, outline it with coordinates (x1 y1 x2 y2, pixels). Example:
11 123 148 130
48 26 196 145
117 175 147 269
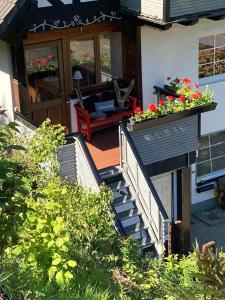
75 96 137 142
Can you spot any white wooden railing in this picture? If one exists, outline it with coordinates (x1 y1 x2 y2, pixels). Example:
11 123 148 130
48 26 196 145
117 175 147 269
57 135 102 192
119 124 169 252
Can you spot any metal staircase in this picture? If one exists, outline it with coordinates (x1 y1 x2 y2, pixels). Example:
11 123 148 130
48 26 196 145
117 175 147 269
99 166 154 253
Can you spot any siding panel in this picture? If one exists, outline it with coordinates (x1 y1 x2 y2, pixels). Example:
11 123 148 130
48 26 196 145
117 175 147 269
170 0 225 18
130 115 199 166
120 0 164 20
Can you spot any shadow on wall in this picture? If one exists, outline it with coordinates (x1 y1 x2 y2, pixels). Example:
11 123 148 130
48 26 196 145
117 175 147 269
0 41 14 121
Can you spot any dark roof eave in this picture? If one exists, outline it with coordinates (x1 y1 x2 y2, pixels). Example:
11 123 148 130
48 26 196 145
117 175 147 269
120 6 225 29
0 0 28 40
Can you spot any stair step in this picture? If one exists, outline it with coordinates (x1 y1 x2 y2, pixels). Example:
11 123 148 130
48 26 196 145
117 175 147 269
99 166 122 183
108 180 128 191
114 201 135 213
129 228 148 240
141 240 154 249
121 215 141 228
117 207 138 219
113 194 134 205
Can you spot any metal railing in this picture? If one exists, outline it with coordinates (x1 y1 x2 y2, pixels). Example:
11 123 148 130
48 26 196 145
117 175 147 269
119 123 169 250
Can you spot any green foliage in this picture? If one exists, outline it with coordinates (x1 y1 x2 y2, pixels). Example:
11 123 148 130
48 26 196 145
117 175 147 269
4 181 77 288
0 122 26 255
2 117 225 300
28 118 66 166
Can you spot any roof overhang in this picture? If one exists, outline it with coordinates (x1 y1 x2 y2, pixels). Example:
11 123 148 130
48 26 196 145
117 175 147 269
0 0 29 40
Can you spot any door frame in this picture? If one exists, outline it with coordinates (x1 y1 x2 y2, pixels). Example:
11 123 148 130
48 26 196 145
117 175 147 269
23 40 69 128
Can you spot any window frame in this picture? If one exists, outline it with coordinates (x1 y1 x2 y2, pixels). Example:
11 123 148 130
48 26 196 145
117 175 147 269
199 34 225 80
69 31 123 91
196 131 225 182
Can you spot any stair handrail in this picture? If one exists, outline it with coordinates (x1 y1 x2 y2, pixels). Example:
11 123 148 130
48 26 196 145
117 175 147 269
119 123 169 246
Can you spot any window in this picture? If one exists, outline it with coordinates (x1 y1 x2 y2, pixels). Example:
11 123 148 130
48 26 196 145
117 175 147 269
25 45 61 104
199 34 225 78
197 131 225 180
70 32 123 89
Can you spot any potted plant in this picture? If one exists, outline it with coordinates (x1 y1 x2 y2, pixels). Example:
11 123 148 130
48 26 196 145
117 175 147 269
126 78 217 166
129 77 216 131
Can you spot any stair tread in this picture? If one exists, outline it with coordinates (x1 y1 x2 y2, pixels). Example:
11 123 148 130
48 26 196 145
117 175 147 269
120 212 141 223
121 215 142 227
117 207 138 219
108 180 128 191
127 225 148 236
113 194 135 205
114 201 135 213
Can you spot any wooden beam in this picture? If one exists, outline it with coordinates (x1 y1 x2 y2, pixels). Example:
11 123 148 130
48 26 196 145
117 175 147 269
181 167 192 253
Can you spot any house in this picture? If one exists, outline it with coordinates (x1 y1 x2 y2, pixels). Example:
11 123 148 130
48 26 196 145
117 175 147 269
1 0 225 255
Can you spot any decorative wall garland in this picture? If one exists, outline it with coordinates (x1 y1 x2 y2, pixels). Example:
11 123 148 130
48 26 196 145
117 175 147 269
29 11 122 32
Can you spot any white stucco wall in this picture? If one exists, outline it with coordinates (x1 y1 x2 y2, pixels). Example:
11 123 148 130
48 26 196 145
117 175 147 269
141 19 225 206
0 41 14 123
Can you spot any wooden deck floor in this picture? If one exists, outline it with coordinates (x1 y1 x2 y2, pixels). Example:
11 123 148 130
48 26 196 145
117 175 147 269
86 126 120 170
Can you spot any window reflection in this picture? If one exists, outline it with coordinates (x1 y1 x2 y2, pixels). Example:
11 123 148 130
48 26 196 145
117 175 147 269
70 39 96 88
25 46 60 103
199 34 225 78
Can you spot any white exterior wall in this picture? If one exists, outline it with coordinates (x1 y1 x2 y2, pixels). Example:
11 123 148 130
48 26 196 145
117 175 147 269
0 41 14 123
141 18 225 206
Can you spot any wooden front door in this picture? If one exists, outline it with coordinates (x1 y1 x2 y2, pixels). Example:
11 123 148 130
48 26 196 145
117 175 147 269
24 41 68 128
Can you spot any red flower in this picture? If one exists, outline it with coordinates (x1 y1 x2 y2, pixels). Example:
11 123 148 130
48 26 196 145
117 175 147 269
167 96 174 101
148 104 158 112
167 76 171 81
178 95 186 102
39 58 48 64
182 77 191 84
191 92 202 99
175 78 180 84
194 83 199 88
159 99 165 106
134 107 141 113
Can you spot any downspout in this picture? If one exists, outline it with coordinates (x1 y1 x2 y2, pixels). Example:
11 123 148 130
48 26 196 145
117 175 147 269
163 0 171 23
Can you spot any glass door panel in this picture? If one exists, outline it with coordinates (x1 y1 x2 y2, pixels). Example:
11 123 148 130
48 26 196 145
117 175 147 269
25 45 61 104
70 39 96 88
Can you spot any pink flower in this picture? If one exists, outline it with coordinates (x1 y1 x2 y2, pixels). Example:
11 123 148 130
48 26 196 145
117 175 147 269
83 52 90 58
148 104 158 112
182 77 191 84
159 99 165 106
48 54 53 60
194 83 199 88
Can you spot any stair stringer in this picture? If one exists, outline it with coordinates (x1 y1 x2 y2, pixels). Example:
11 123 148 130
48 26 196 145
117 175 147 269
122 170 167 255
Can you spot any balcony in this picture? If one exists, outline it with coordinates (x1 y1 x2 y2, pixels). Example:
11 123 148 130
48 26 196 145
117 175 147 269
120 0 225 26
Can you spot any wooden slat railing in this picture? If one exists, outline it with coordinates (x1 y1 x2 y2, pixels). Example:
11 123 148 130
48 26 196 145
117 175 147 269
119 123 169 253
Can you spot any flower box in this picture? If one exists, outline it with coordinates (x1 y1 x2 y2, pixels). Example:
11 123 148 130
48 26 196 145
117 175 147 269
127 102 217 132
126 102 217 167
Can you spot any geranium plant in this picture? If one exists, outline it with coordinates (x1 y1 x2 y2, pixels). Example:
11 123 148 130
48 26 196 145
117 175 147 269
27 54 57 74
132 77 214 123
166 76 182 92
